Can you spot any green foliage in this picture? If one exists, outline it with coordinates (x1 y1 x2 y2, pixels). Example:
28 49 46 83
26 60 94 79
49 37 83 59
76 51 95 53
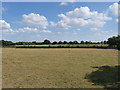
0 40 109 46
69 41 73 44
52 41 57 44
58 41 63 44
80 41 84 44
108 35 120 49
63 41 68 44
43 39 51 44
0 40 15 47
103 41 108 44
85 41 92 44
73 41 79 44
1 35 119 49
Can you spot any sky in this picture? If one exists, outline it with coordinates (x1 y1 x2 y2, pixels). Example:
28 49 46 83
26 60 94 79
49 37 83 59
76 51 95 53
0 2 119 42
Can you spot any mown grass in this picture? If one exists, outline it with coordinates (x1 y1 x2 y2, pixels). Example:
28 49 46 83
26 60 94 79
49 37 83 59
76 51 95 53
2 48 118 88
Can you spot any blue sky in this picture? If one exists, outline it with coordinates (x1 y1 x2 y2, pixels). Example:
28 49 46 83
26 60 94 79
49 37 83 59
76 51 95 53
1 2 118 42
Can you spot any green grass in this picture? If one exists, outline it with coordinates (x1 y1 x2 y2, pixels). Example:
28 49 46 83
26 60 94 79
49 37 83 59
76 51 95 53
2 48 118 88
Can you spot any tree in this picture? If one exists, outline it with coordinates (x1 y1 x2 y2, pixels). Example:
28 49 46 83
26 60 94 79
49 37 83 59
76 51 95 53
108 36 117 46
43 39 51 44
36 42 42 45
108 35 120 49
73 41 79 44
85 41 89 44
32 41 37 45
80 41 84 44
1 40 14 46
69 41 73 44
103 41 108 44
58 41 63 44
0 40 2 46
16 42 24 45
116 35 120 49
88 41 92 44
52 41 57 44
63 41 68 44
101 41 104 44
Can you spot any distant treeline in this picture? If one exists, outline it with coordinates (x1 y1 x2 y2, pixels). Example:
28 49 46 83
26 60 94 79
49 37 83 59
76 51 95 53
0 35 120 49
0 40 108 46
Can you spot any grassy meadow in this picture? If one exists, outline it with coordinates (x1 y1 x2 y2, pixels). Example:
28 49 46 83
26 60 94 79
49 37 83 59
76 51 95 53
2 48 119 88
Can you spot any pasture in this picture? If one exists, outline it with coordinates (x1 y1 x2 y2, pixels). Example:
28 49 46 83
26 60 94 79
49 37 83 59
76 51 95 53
2 48 118 88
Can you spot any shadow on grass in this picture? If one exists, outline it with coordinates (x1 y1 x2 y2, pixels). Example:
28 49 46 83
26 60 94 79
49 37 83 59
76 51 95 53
85 65 120 89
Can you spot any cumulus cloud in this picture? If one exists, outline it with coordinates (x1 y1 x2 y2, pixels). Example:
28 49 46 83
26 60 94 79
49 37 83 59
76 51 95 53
0 20 14 33
16 27 52 33
16 27 38 32
22 13 48 29
50 21 56 27
109 3 118 16
0 20 10 30
0 20 51 34
50 7 112 30
50 21 71 30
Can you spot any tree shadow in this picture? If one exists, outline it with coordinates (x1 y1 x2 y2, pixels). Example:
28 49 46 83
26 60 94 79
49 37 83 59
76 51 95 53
84 65 120 89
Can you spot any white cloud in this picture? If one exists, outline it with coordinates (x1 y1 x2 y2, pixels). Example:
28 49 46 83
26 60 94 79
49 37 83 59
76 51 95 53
50 21 56 27
0 20 10 30
116 19 118 22
0 19 51 34
90 28 98 31
50 20 71 30
16 27 38 32
55 20 71 30
0 20 14 33
0 20 52 34
60 0 76 5
51 7 112 30
109 3 118 16
60 2 68 5
22 13 48 29
69 0 76 3
16 27 52 33
40 30 52 33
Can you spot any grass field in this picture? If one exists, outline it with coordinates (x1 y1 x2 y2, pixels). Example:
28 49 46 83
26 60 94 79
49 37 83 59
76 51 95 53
2 48 119 88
